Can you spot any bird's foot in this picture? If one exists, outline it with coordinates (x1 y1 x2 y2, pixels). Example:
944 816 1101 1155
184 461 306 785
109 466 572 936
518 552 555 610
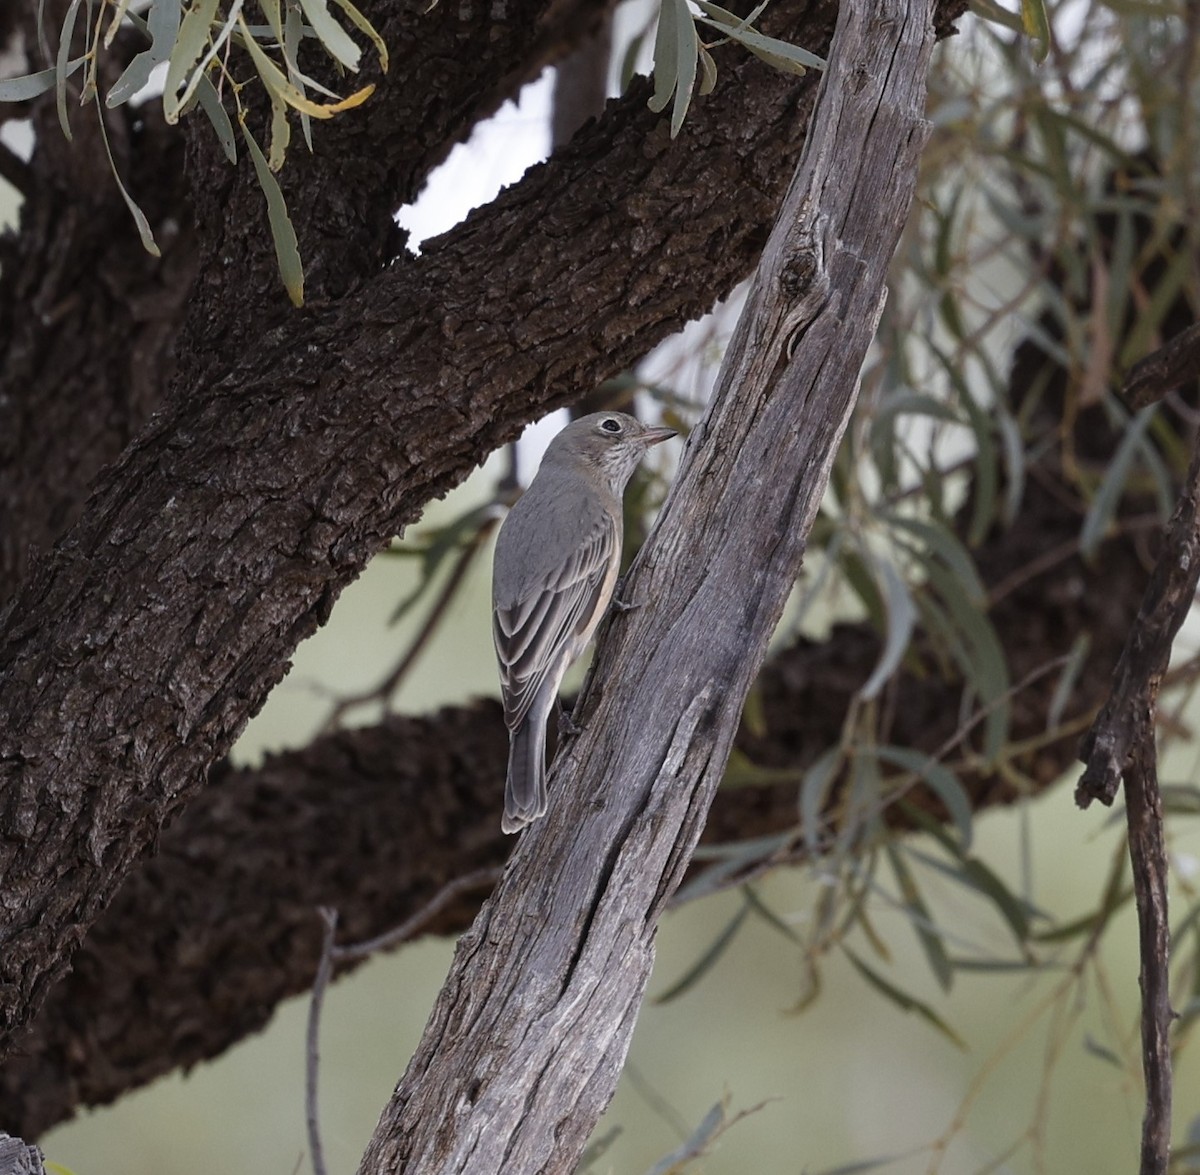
557 702 582 737
611 575 642 612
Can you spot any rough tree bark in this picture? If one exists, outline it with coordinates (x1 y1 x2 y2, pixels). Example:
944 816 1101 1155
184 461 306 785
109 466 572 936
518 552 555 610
356 0 936 1168
0 0 838 1051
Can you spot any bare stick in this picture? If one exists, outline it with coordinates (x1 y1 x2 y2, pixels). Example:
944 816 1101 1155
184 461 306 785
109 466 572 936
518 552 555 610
1123 323 1200 410
306 908 339 1175
333 868 501 962
1076 435 1200 1174
304 871 500 1175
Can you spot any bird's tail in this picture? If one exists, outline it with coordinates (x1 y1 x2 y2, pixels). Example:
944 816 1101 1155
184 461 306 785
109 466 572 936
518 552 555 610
503 717 548 834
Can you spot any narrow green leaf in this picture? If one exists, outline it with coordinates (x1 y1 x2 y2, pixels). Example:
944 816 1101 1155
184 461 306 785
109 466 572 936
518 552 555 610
859 558 916 700
1046 633 1090 731
995 406 1025 526
692 0 769 27
643 1098 727 1175
874 746 973 851
654 901 749 1003
675 832 795 905
240 117 304 305
841 546 886 629
743 885 803 945
842 947 966 1048
55 0 84 141
177 0 243 116
884 514 985 603
299 0 362 70
696 15 825 73
241 11 373 118
886 843 954 992
968 0 1024 32
163 0 220 123
904 824 1036 946
923 560 1011 761
697 42 717 95
669 0 697 137
1019 0 1052 62
647 0 680 115
800 747 841 855
329 0 389 71
284 0 314 151
388 504 494 624
1079 404 1155 558
694 0 826 70
1083 1033 1123 1068
193 73 237 162
108 0 181 106
0 57 86 102
94 102 160 256
267 93 290 170
810 1157 906 1175
260 0 284 41
948 956 1042 973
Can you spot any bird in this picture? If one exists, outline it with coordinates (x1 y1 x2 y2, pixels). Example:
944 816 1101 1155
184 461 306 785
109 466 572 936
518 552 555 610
491 411 676 833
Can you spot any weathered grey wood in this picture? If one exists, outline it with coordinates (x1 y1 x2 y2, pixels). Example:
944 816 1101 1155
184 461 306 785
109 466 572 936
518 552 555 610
357 0 936 1171
0 1133 45 1175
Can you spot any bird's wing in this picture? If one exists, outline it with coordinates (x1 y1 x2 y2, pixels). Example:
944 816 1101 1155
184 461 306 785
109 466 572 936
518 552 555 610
493 511 618 731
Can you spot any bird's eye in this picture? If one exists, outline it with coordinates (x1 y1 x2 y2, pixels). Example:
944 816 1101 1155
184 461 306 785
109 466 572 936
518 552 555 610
600 418 622 434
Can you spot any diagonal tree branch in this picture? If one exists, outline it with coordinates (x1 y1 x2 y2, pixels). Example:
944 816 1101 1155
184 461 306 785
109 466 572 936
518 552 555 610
0 0 610 604
1076 430 1200 1174
357 0 937 1167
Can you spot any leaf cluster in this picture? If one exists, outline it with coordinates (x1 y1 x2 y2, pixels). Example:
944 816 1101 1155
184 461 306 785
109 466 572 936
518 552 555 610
2 0 387 303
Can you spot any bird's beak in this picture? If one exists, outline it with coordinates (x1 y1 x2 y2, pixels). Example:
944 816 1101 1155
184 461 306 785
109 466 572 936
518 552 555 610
641 426 677 446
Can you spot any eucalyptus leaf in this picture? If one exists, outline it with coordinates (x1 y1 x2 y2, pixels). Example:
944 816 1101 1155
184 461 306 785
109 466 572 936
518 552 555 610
859 557 916 700
0 57 85 102
886 843 953 992
669 0 698 137
643 1098 727 1175
193 73 237 162
55 0 84 141
1020 0 1052 62
800 747 841 855
299 0 362 70
654 900 749 1003
842 947 966 1049
108 0 181 106
330 0 389 71
1079 404 1155 558
648 0 680 115
163 0 220 123
240 117 305 305
873 745 974 850
94 100 161 256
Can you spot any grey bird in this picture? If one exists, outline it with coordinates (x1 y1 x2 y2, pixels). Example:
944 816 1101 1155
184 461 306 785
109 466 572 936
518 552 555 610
492 411 676 833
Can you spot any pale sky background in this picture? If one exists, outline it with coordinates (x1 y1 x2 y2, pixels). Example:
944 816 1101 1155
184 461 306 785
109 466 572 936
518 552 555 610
3 5 1200 1174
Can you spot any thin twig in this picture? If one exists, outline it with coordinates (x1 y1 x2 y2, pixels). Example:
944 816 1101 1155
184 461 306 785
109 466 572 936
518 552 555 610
333 868 500 962
306 907 339 1175
1075 436 1200 1175
304 870 500 1175
1123 323 1200 410
323 516 500 731
1125 732 1174 1174
1077 436 1200 808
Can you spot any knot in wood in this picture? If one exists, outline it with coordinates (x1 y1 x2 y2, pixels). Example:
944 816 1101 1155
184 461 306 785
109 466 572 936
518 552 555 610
779 251 818 298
